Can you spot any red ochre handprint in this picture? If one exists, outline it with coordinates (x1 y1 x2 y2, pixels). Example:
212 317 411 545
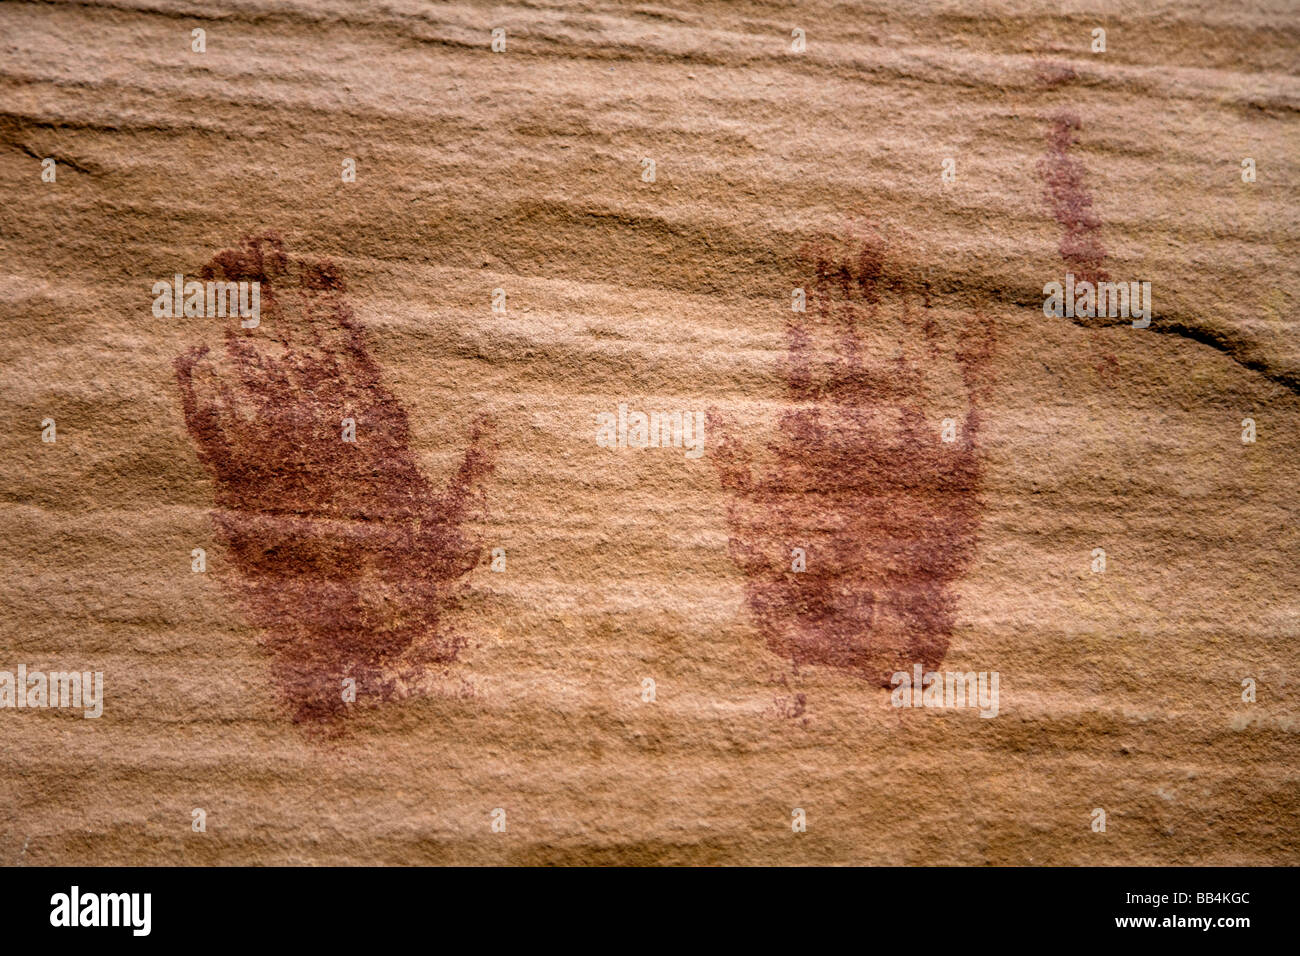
713 220 994 686
174 234 493 730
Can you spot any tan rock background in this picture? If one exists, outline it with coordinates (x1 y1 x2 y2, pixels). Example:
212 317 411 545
1 0 1297 864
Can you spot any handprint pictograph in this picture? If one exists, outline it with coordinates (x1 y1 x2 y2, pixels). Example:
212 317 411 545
713 221 994 686
175 234 493 730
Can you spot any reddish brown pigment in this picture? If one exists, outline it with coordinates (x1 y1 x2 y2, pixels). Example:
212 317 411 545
175 234 493 729
1039 111 1107 285
1034 62 1079 89
713 225 993 686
